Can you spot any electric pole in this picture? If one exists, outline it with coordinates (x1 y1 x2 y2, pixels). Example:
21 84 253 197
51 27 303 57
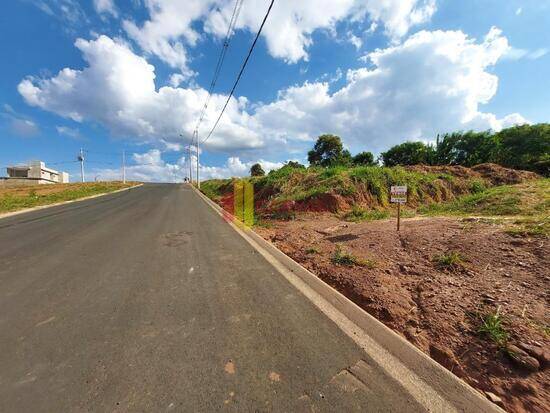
122 150 126 184
78 148 85 183
189 142 193 183
195 130 200 189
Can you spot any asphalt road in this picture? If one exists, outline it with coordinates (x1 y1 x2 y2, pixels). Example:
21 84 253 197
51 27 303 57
0 184 424 412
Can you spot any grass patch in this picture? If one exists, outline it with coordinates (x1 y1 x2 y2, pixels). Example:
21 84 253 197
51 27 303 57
478 310 509 348
433 251 465 269
331 246 375 268
344 206 390 222
0 182 138 213
421 178 549 217
505 216 549 238
305 247 319 254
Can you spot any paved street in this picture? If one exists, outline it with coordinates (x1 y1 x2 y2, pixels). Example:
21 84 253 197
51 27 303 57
0 184 424 412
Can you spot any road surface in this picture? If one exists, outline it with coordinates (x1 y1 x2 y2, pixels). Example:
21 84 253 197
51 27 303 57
0 184 425 412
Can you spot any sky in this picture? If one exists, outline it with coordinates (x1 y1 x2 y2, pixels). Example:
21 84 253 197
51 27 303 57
1 0 549 182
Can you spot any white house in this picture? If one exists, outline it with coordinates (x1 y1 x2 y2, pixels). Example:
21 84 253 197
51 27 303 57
2 161 69 186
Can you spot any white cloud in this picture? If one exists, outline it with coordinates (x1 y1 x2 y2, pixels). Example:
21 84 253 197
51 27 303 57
504 47 548 60
1 105 40 137
10 118 39 137
92 148 284 182
18 27 527 167
56 125 82 139
28 0 88 26
123 0 215 77
200 157 285 179
254 27 525 153
18 35 263 152
205 0 436 63
168 73 185 87
122 0 436 69
93 0 118 17
347 32 363 50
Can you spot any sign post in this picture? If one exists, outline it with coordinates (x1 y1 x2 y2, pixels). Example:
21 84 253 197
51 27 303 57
390 185 407 231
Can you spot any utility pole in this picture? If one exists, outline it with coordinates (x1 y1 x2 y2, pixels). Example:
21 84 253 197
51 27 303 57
122 150 126 184
195 130 200 189
78 148 85 183
180 133 193 184
189 142 193 183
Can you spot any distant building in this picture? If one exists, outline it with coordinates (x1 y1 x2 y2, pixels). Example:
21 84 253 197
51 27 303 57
1 161 69 186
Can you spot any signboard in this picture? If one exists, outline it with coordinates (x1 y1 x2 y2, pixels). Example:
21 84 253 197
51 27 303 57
390 185 407 204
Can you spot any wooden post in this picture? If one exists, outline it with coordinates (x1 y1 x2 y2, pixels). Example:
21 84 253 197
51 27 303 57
397 202 401 231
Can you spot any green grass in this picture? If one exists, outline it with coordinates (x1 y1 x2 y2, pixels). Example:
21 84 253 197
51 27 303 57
200 166 547 228
331 246 375 268
0 182 137 213
478 311 509 348
305 247 319 254
201 164 483 211
344 206 390 222
505 216 549 238
421 178 549 217
433 251 465 269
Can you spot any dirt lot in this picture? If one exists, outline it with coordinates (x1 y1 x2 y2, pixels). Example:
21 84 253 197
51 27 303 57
256 214 549 413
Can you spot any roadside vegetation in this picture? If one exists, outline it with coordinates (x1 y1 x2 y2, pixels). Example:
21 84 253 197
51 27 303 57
201 128 547 238
331 246 375 268
433 251 466 270
478 310 509 349
0 181 138 214
422 179 549 237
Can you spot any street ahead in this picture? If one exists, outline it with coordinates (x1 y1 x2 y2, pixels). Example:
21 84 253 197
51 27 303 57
0 184 425 412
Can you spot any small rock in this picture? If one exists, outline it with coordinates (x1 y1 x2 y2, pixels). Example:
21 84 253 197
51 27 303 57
485 391 504 408
506 344 540 372
517 342 549 368
518 261 528 268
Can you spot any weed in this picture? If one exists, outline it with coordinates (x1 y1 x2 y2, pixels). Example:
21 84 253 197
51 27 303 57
478 310 509 348
505 216 549 238
469 180 487 193
305 247 319 254
331 246 375 268
433 251 465 269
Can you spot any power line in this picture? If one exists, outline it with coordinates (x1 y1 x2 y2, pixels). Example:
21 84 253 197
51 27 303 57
194 0 244 135
201 0 275 144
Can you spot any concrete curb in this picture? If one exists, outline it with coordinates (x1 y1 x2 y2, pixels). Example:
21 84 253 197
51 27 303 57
192 184 503 413
0 184 143 221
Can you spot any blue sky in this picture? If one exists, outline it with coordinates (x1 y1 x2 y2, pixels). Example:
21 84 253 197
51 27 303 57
1 0 549 182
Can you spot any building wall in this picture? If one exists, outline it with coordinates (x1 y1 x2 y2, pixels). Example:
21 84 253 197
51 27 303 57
0 178 54 187
5 161 69 184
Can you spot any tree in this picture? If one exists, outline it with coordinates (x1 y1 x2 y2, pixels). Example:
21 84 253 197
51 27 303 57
381 142 433 166
308 134 349 167
434 131 495 166
494 124 550 175
352 151 376 166
285 161 306 169
250 163 265 176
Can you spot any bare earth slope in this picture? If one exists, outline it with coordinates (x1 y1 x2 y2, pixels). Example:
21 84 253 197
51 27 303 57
255 215 549 413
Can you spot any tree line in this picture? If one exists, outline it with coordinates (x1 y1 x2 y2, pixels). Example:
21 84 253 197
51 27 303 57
250 124 549 176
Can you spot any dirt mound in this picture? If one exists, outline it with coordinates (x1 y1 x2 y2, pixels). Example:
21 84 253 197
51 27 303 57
406 163 539 185
471 163 539 185
405 164 480 179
